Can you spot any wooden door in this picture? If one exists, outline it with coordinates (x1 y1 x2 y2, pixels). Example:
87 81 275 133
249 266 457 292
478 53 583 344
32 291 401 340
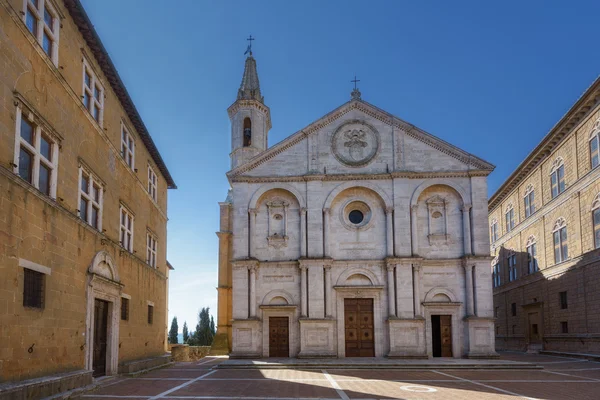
269 317 289 357
93 299 109 376
344 298 375 357
528 312 541 344
440 315 453 357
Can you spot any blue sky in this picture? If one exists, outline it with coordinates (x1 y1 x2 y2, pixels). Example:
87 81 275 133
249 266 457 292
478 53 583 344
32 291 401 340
80 0 600 332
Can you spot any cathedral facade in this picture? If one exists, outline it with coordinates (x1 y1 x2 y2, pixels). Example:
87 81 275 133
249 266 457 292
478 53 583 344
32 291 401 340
213 51 497 359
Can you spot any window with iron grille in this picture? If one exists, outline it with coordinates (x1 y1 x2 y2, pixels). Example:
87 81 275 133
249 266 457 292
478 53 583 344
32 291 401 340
511 302 517 316
23 268 44 309
561 321 569 334
148 305 154 324
559 291 568 309
121 297 129 321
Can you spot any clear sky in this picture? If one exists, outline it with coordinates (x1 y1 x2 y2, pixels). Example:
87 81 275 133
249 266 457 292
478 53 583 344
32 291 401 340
80 0 600 332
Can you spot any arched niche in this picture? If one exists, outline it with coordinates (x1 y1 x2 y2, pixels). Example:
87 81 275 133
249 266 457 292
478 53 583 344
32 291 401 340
248 183 306 209
424 287 459 303
410 179 469 208
323 181 392 210
261 289 295 306
336 267 380 286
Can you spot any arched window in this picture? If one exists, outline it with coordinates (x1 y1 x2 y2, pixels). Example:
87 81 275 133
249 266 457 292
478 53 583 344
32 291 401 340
589 119 600 169
507 249 517 282
490 218 498 242
492 256 501 288
524 184 535 218
243 117 252 147
550 157 565 199
591 193 600 249
526 235 538 274
553 217 568 263
505 203 515 233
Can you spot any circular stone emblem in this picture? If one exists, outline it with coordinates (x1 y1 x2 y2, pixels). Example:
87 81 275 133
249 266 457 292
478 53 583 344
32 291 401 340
332 120 379 167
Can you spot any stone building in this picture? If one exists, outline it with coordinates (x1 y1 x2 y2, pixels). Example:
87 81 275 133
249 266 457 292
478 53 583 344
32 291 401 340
489 77 600 354
213 49 497 359
0 0 175 396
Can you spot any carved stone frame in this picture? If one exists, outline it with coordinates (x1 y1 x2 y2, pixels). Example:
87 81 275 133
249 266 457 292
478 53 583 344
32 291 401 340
331 119 380 167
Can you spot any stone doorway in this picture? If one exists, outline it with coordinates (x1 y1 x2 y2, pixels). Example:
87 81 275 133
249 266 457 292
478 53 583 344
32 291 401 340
431 315 453 357
344 298 375 357
527 311 542 352
93 299 109 376
268 317 289 357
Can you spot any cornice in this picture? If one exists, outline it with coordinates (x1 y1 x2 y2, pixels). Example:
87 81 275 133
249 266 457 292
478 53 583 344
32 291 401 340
230 169 489 184
489 76 600 212
227 99 494 179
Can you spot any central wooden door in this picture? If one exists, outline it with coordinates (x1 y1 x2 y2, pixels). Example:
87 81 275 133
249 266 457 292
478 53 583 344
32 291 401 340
269 317 289 357
344 298 375 357
432 315 452 357
93 299 109 376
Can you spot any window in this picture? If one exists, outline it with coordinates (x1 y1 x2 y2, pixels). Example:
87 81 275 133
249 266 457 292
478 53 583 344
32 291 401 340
119 206 134 252
78 167 103 230
490 220 498 242
511 302 517 317
524 185 535 218
508 252 517 282
532 324 538 335
592 194 600 249
121 297 129 321
559 291 568 309
512 325 517 334
494 306 499 318
13 109 58 198
82 59 104 124
148 165 157 202
526 236 538 274
496 326 499 335
146 232 157 268
553 218 568 264
23 0 59 65
561 321 569 334
590 119 600 169
243 117 252 146
492 262 501 288
147 304 154 324
121 124 135 169
505 205 515 233
23 268 45 309
550 158 566 199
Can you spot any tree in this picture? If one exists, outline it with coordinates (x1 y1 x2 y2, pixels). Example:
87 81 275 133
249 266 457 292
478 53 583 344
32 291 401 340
168 316 178 344
188 307 215 346
182 321 189 344
210 315 215 336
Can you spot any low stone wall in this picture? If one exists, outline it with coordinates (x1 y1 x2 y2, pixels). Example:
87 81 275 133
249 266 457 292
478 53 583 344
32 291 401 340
0 369 92 400
170 345 211 362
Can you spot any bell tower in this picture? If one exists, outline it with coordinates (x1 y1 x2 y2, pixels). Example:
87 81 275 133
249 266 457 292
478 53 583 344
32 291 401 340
228 40 271 169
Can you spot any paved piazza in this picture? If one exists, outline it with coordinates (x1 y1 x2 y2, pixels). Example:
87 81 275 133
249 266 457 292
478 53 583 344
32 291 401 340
78 353 600 400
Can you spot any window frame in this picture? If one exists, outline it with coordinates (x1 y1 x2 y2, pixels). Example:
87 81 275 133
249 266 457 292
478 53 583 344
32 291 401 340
589 119 600 169
492 262 501 288
23 267 45 309
505 205 515 233
119 205 134 252
13 107 59 198
507 252 517 282
82 57 105 126
490 220 498 243
553 218 569 264
121 296 130 321
526 238 538 274
559 291 568 309
22 0 60 66
147 165 158 202
147 304 154 324
524 185 535 218
146 231 157 269
592 194 600 249
78 165 104 231
550 159 566 199
121 123 135 170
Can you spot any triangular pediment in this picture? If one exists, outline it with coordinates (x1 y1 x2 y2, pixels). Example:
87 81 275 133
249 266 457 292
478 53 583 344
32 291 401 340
227 99 494 180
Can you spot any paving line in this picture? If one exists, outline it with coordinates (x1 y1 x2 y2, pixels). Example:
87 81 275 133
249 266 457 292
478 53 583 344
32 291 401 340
147 370 217 400
432 370 540 400
537 359 586 364
82 396 150 398
322 369 350 400
163 397 341 400
130 378 193 381
196 358 221 366
201 378 329 381
541 369 600 382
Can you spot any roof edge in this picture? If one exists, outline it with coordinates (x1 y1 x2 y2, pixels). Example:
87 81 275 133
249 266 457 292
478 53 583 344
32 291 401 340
63 0 176 189
488 76 600 212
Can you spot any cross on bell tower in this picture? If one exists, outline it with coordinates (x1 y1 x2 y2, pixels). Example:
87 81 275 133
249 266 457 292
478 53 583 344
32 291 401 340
351 74 361 100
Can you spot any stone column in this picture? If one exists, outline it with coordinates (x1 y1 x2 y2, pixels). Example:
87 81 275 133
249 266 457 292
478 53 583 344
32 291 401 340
249 265 257 318
300 265 308 317
413 263 422 317
387 263 396 317
411 205 419 256
300 208 307 257
323 208 330 258
386 207 394 257
248 208 257 258
463 204 472 256
324 264 332 317
464 263 475 317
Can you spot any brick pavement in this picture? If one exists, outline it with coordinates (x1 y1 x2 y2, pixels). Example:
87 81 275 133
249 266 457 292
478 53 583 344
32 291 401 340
77 353 600 400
